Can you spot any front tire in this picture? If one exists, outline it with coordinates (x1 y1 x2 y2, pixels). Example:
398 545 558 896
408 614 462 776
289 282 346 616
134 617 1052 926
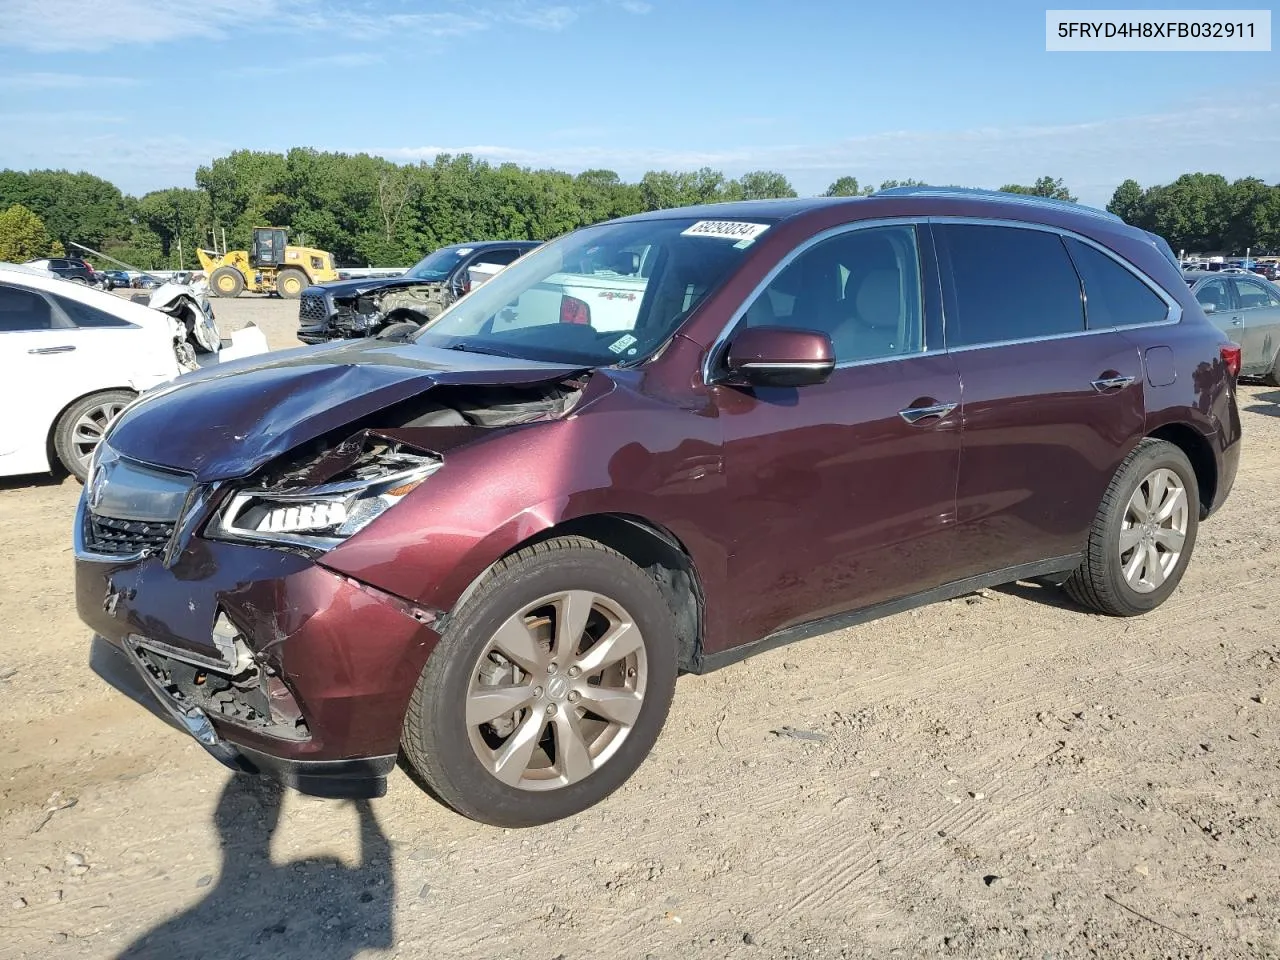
1063 438 1199 616
402 537 679 827
209 266 244 298
54 389 134 482
275 268 307 299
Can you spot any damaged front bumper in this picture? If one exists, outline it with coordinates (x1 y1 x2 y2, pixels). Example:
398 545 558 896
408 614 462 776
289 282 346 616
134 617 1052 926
76 495 443 799
89 635 398 798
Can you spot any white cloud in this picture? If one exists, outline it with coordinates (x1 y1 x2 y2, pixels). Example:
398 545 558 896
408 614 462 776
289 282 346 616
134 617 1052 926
370 98 1280 207
616 0 653 12
0 0 579 51
0 72 139 89
0 0 260 51
231 53 384 77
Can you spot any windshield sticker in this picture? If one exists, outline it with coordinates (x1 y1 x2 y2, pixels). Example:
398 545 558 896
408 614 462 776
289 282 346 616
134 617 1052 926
608 334 638 355
681 220 770 243
455 247 474 256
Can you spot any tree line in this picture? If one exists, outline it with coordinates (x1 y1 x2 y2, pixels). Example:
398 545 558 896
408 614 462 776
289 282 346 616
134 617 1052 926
0 152 1277 269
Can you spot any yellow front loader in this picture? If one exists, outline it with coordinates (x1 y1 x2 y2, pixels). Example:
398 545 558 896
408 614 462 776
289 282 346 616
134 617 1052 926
197 227 338 299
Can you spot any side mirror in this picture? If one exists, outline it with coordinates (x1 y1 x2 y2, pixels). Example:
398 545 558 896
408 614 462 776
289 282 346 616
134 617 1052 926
1201 302 1217 315
724 326 835 388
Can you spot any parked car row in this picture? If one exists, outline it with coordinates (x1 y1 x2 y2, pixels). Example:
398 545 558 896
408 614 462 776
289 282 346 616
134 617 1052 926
78 189 1241 827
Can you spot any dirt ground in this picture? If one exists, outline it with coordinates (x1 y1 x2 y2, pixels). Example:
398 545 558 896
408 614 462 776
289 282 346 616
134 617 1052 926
2 296 1279 959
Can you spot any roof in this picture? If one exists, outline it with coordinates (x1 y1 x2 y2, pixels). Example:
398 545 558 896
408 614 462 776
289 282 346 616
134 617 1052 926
443 239 541 250
1183 268 1257 281
614 191 1130 234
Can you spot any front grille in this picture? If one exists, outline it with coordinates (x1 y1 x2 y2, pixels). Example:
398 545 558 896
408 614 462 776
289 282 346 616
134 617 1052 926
85 514 175 557
298 293 329 327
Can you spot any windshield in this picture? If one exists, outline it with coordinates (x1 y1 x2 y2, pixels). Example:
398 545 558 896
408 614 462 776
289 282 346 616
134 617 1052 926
412 217 773 365
406 247 468 281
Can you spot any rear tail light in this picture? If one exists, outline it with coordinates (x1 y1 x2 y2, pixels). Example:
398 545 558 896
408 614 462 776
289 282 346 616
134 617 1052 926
1220 343 1241 378
560 295 590 325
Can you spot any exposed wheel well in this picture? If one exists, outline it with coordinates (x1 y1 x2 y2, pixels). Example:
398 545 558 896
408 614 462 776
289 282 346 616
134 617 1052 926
490 515 705 673
1147 423 1215 517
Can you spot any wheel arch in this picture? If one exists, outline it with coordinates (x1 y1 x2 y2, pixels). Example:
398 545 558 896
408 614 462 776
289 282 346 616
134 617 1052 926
1146 422 1216 518
451 513 706 674
45 385 138 474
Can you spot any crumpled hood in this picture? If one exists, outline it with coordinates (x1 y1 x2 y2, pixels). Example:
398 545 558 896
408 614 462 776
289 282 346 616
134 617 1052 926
105 339 586 482
309 276 446 300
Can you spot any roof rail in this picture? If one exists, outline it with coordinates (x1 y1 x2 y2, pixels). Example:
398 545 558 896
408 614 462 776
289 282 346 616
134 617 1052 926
871 186 1124 224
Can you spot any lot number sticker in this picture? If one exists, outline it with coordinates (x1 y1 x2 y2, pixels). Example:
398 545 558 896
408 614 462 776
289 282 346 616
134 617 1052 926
681 220 770 243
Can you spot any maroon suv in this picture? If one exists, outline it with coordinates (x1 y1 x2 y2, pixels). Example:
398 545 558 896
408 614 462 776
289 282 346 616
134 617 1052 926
76 190 1242 826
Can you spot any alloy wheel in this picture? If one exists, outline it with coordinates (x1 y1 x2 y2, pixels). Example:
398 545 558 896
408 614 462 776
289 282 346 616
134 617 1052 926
1119 467 1189 593
466 590 647 791
71 400 128 473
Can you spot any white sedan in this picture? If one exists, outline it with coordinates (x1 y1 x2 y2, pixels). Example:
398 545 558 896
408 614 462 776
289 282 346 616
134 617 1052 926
0 263 261 482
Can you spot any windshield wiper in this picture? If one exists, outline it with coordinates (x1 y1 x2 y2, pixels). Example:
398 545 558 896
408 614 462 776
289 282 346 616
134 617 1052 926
444 342 525 360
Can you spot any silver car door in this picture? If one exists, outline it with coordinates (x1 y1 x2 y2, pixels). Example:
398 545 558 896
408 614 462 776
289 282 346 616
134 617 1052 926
1230 278 1280 377
1193 276 1239 343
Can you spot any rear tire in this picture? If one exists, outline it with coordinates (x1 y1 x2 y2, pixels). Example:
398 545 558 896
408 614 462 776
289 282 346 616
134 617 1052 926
276 268 307 299
401 537 679 827
209 267 244 298
1062 438 1199 616
54 389 135 483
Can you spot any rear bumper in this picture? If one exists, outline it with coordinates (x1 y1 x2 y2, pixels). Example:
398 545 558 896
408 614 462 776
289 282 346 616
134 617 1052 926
90 635 396 798
1210 431 1241 516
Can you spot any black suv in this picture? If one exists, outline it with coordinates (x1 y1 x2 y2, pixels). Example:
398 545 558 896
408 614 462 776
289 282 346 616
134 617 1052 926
25 257 99 285
298 241 540 343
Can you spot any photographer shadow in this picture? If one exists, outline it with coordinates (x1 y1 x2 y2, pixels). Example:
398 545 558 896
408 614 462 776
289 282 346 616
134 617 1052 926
117 776 394 960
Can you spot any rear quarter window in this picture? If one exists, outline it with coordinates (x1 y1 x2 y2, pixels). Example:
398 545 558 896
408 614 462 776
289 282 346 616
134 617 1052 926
935 223 1084 347
52 294 133 328
1064 238 1170 329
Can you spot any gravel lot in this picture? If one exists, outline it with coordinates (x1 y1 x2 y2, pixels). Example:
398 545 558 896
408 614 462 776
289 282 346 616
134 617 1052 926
2 296 1278 959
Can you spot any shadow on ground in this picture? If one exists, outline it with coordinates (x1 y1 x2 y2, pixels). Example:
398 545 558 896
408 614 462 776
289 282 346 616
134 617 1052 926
115 776 394 960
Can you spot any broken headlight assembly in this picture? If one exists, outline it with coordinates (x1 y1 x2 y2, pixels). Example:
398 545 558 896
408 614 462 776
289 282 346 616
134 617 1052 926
207 438 442 551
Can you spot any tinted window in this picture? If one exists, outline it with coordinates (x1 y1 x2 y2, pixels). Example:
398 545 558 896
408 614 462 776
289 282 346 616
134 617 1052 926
1065 238 1169 329
473 249 523 268
1234 279 1280 309
53 294 132 328
936 224 1083 346
1194 278 1232 313
0 284 54 331
742 224 923 363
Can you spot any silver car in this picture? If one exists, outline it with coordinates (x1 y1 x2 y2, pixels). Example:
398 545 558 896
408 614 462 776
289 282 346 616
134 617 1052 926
1186 269 1280 383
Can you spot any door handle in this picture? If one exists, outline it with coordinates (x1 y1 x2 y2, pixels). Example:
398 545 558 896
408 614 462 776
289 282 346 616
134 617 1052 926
28 345 76 355
1231 317 1243 326
1091 375 1135 392
899 401 958 424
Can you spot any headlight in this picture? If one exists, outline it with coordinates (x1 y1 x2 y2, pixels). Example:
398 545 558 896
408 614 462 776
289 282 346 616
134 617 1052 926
207 441 441 551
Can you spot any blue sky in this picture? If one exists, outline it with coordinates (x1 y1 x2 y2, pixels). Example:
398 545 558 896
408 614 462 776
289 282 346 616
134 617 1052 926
0 0 1276 207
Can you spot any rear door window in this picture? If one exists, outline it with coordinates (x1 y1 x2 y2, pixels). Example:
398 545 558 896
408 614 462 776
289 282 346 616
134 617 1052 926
934 224 1084 347
0 284 55 331
1064 238 1170 329
1231 278 1280 310
52 294 133 328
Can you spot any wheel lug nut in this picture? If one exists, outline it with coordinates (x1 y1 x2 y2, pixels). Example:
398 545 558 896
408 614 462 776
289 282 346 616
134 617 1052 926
547 663 558 675
568 666 580 678
568 691 580 703
533 686 543 698
546 703 558 716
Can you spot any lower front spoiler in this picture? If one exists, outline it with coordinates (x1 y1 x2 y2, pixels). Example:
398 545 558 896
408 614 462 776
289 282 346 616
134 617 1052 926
90 635 396 800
